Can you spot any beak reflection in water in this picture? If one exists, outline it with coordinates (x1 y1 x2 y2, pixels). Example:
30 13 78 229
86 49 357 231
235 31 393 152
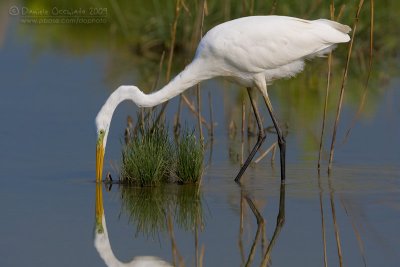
96 131 105 182
94 184 173 266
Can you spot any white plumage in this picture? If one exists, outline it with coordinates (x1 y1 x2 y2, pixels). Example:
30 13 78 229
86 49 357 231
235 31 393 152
95 15 351 183
94 215 172 267
197 16 349 85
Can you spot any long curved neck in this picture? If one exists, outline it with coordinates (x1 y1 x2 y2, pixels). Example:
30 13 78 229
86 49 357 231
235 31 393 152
104 58 211 110
96 58 213 140
140 59 212 107
94 214 123 267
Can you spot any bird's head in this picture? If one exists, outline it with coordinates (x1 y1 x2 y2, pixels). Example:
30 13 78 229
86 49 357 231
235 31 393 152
95 115 110 183
95 85 146 182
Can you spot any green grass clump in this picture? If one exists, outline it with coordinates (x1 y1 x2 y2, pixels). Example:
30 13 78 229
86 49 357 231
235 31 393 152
175 185 204 230
121 123 173 186
121 116 204 185
174 130 204 184
120 184 205 236
120 185 172 237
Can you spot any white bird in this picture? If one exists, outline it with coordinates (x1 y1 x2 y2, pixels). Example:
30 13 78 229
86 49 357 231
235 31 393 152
94 185 173 267
95 15 351 183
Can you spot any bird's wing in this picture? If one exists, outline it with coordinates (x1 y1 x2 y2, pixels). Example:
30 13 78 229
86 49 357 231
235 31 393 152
200 16 349 73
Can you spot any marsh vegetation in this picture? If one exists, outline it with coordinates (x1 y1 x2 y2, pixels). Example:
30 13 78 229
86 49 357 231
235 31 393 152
121 117 204 186
120 184 205 237
121 121 173 186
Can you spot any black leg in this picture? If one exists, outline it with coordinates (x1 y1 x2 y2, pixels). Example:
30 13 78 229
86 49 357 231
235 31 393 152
235 88 266 183
262 93 286 183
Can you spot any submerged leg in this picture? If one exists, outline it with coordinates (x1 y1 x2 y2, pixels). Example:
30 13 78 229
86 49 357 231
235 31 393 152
261 92 286 183
234 88 266 183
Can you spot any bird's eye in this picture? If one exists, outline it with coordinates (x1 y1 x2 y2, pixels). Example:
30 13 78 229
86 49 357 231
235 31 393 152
99 130 104 135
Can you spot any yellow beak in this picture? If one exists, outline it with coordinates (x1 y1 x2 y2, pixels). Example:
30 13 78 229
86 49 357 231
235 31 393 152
96 140 104 183
95 183 104 233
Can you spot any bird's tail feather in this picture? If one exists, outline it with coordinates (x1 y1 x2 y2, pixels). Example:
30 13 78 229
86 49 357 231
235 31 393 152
314 19 351 34
309 44 337 58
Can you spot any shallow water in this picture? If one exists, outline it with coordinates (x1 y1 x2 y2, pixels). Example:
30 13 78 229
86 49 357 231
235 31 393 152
1 6 400 267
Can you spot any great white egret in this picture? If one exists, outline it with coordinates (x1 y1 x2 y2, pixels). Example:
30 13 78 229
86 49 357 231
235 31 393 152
95 15 351 183
94 184 173 267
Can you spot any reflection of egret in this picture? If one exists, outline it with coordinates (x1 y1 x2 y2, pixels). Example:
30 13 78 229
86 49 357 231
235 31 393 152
239 183 286 267
94 184 173 267
260 183 286 266
95 16 351 183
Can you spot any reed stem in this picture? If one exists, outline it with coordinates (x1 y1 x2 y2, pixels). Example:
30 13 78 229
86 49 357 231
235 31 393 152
342 0 374 144
196 0 206 144
318 53 332 170
328 0 365 172
154 0 182 127
208 91 214 138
